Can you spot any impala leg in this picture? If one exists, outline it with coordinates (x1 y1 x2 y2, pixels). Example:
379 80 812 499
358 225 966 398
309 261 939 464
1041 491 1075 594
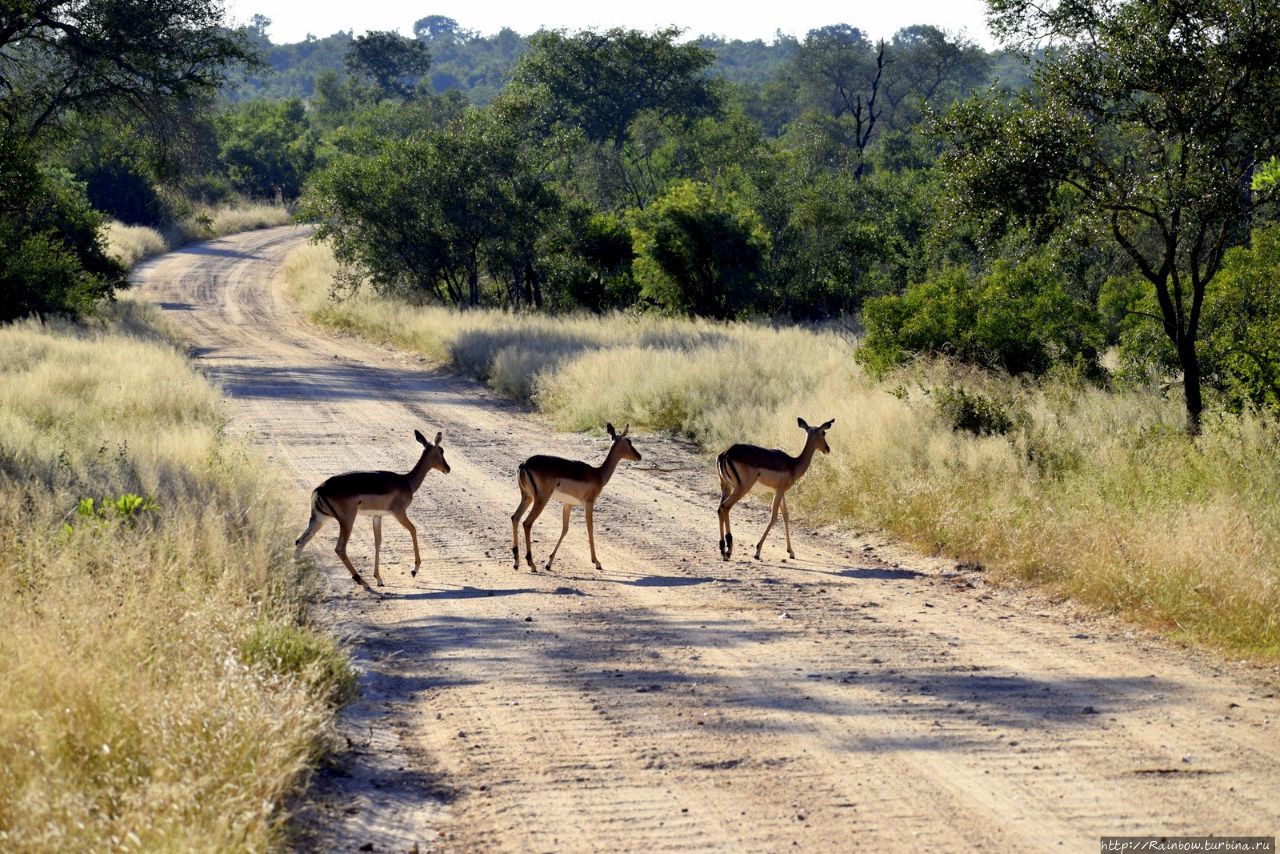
371 516 384 587
718 481 752 561
546 504 572 571
334 516 364 584
393 509 421 578
585 501 602 571
717 476 731 558
756 490 785 561
522 493 551 572
295 510 327 549
781 494 795 559
511 491 532 569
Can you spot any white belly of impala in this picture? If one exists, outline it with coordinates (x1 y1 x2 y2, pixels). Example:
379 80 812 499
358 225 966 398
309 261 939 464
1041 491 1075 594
552 490 584 506
358 508 393 517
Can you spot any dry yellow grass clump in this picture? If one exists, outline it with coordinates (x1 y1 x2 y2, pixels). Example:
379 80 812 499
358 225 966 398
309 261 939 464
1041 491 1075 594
103 221 169 268
0 306 352 849
105 202 292 269
287 242 1280 657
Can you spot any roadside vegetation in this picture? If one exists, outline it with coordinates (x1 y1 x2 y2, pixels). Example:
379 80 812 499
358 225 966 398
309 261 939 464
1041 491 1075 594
290 242 1280 657
105 202 292 268
0 307 353 848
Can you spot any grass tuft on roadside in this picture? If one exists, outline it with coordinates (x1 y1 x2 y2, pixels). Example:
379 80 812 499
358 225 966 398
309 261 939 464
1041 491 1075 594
105 202 292 268
0 304 353 849
286 241 1280 659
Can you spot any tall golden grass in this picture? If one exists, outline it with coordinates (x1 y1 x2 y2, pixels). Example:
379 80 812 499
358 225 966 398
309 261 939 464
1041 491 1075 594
105 202 292 268
288 242 1280 657
0 303 353 849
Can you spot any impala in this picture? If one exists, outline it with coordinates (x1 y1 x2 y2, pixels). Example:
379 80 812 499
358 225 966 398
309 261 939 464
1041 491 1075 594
717 417 834 561
512 423 641 572
295 429 450 586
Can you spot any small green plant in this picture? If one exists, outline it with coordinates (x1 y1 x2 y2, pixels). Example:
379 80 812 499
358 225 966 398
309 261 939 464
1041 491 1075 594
66 493 158 533
239 618 357 706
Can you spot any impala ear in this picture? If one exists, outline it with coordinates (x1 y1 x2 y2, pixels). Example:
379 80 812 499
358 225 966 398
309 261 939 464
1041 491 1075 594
606 422 616 438
621 423 630 437
797 417 810 430
821 418 834 430
434 431 443 446
414 429 428 446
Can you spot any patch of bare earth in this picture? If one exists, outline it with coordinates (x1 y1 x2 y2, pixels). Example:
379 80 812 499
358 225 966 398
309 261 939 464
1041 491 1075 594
135 227 1280 852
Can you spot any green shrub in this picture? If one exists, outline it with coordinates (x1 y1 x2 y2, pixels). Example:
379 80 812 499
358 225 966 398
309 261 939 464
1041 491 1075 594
240 618 357 706
931 385 1019 436
630 180 771 319
858 255 1102 377
0 142 127 322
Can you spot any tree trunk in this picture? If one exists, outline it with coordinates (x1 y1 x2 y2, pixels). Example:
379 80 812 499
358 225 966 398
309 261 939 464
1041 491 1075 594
1178 337 1203 437
467 249 479 307
526 261 542 309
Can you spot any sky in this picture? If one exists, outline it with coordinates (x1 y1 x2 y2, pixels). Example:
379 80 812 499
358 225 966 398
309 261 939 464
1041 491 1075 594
226 0 998 48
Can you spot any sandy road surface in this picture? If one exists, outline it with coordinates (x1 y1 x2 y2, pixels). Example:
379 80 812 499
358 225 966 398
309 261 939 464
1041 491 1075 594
135 227 1280 852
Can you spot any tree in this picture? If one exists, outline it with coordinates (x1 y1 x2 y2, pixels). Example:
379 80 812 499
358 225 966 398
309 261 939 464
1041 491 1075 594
1 142 125 322
217 99 315 199
0 0 249 319
413 15 472 43
344 30 431 99
881 26 990 129
0 0 252 143
509 28 720 148
300 112 558 307
791 25 887 175
944 0 1280 434
630 180 770 318
1200 226 1280 412
858 255 1102 377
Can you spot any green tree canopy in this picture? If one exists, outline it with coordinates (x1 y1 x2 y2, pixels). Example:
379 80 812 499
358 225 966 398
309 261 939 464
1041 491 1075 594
509 27 720 147
630 180 770 318
942 0 1280 433
0 0 252 143
344 30 431 99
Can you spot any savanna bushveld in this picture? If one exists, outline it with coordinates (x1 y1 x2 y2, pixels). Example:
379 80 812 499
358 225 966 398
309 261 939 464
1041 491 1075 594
4 0 1280 847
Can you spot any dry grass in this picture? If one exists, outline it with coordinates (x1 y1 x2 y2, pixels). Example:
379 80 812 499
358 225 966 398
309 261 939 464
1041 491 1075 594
0 304 353 849
103 222 168 268
105 202 293 270
287 242 1280 657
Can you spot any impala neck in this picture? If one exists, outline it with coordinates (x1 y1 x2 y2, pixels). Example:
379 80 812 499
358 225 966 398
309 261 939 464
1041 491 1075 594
791 433 822 480
407 446 432 492
596 440 626 487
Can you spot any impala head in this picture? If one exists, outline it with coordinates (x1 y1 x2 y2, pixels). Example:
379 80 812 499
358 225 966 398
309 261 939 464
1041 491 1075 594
797 417 835 454
606 422 642 462
414 429 451 474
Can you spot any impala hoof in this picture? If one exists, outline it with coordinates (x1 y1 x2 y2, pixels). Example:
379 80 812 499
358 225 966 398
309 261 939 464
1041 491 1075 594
376 579 384 587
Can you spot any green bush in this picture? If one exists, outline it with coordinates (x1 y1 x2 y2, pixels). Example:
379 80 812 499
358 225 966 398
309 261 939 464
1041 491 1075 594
0 143 127 323
931 384 1019 436
858 255 1102 377
1200 225 1280 412
630 180 771 318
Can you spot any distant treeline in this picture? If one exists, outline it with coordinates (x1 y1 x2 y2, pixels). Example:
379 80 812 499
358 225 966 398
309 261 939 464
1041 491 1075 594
229 14 1032 119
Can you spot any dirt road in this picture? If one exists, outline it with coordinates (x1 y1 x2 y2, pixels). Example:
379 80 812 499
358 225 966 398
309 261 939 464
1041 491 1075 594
135 227 1280 852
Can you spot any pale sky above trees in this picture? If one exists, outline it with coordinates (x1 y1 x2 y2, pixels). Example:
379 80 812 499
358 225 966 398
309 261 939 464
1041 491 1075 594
228 0 996 47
